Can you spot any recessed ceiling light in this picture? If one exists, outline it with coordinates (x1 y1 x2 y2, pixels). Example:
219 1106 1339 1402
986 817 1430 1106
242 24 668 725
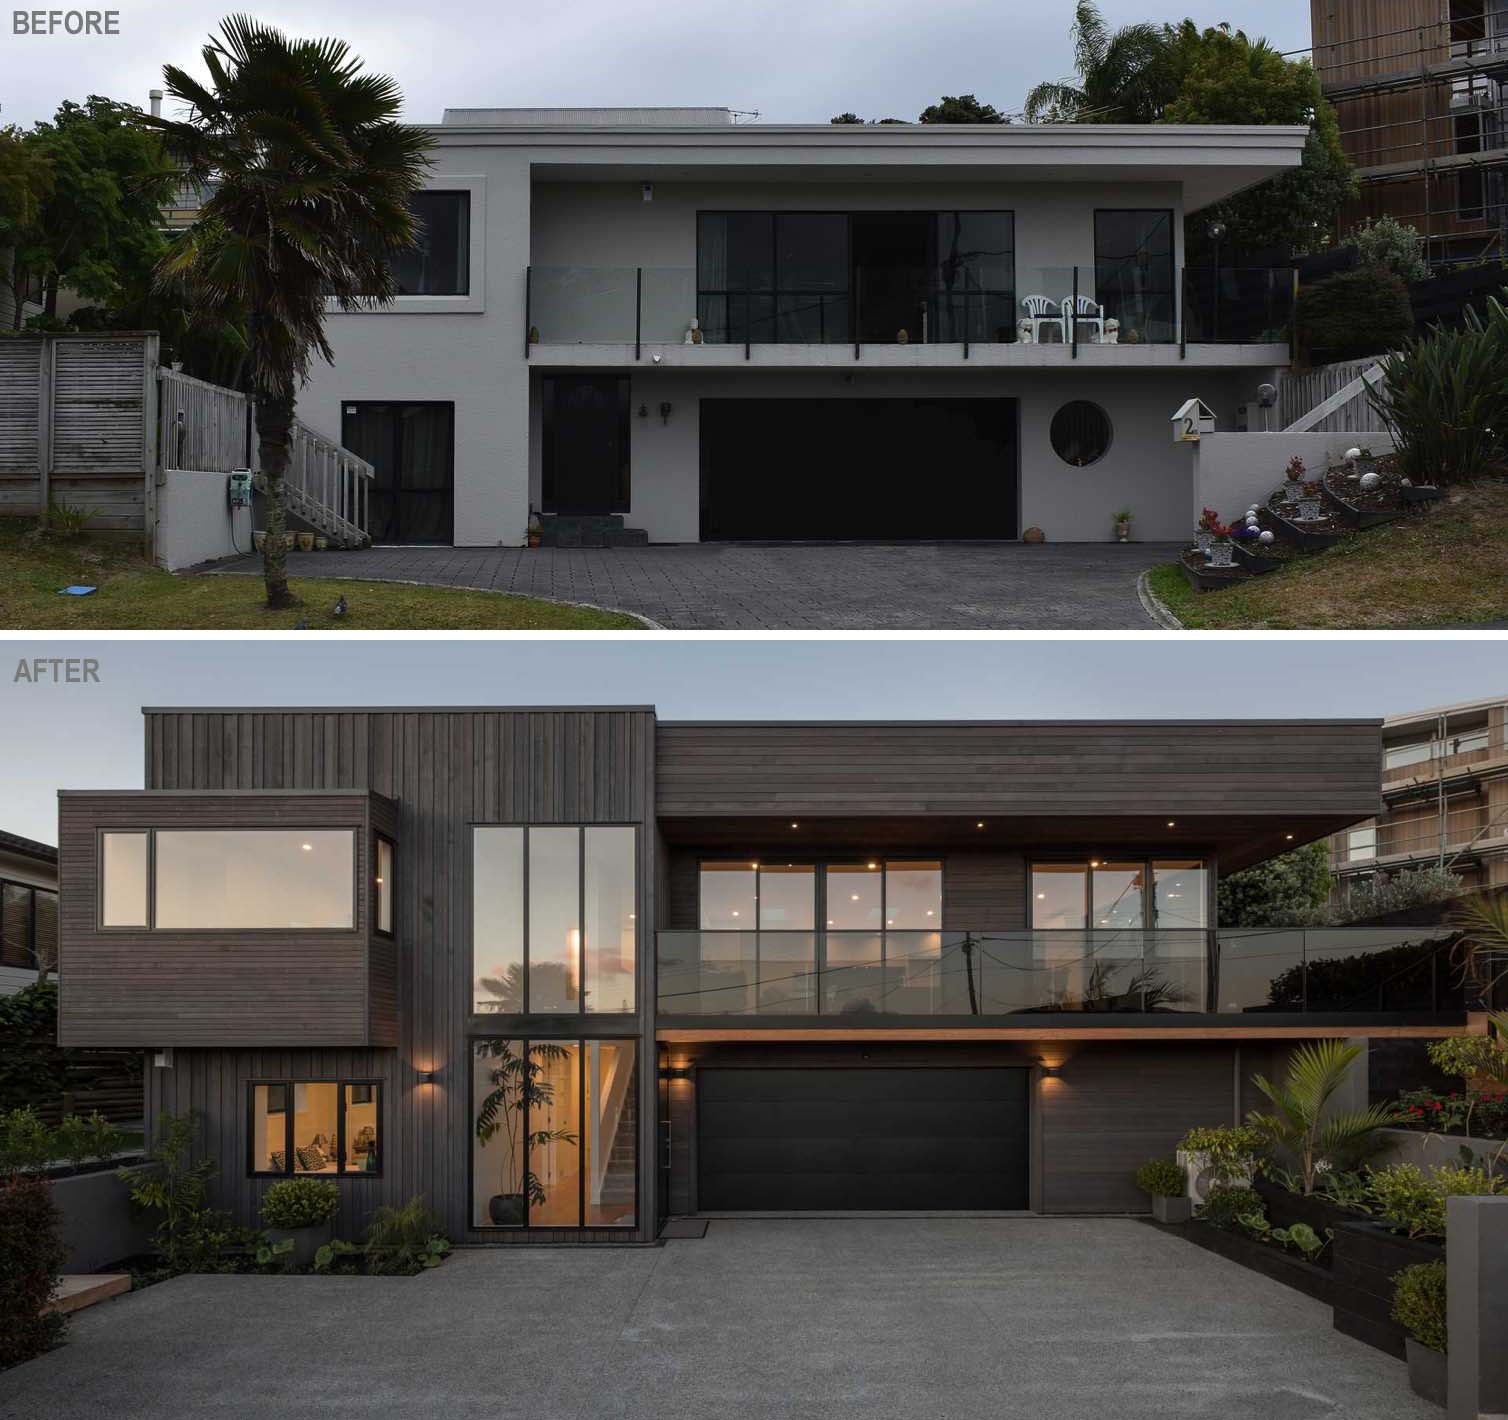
1036 892 1046 900
301 842 313 851
1285 833 1294 840
851 893 860 901
790 821 799 829
731 910 739 918
1166 820 1176 828
867 862 877 869
976 821 985 829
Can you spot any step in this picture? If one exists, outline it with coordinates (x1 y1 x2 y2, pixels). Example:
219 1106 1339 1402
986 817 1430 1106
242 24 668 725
48 1273 131 1315
603 528 649 547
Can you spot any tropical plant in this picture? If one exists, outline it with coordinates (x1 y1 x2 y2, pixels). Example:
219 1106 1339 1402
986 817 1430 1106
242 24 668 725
1241 1211 1332 1260
1024 0 1179 123
144 16 431 609
1247 1040 1400 1192
1315 1168 1374 1214
1346 216 1431 284
259 1177 339 1230
1392 1261 1448 1352
1447 894 1508 1010
475 1040 579 1214
1134 1157 1186 1197
0 1173 67 1367
52 1111 125 1170
1368 294 1508 485
362 1195 450 1275
121 1111 234 1273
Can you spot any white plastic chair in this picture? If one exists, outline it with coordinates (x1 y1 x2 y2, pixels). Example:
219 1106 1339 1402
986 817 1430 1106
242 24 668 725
1021 295 1060 344
1061 293 1106 344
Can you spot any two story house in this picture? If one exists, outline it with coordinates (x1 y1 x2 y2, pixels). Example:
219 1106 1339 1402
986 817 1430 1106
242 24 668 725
55 707 1486 1244
298 110 1308 546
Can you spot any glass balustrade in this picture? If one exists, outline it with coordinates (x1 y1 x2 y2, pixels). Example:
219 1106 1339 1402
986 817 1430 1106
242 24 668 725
1182 267 1296 344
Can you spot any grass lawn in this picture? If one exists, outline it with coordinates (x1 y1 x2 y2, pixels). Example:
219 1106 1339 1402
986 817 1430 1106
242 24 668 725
1148 477 1508 629
0 521 643 630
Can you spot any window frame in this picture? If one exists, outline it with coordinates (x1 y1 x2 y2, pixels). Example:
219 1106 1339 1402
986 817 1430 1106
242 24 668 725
373 833 396 939
1028 855 1209 931
96 826 362 934
1092 208 1177 344
468 1034 639 1232
468 823 641 1018
391 189 471 297
246 1078 384 1179
0 878 57 972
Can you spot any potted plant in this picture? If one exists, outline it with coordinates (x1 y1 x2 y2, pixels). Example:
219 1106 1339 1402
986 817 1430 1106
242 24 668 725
1284 455 1306 502
1113 508 1133 543
1297 482 1324 522
526 508 543 550
474 1040 578 1226
259 1177 339 1268
1392 1260 1447 1406
296 531 315 553
1206 520 1236 567
1195 507 1221 556
314 535 329 552
1136 1157 1190 1223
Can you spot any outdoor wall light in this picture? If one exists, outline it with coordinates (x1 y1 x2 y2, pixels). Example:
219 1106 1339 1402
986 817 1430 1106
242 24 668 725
638 404 648 419
659 401 672 424
1037 1060 1063 1078
658 1065 691 1081
1166 820 1176 828
417 1069 436 1085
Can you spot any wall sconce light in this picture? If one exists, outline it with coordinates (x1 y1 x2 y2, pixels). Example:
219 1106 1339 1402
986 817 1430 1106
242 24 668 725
638 404 648 419
659 401 672 425
417 1068 436 1085
658 1065 691 1081
1037 1059 1062 1078
153 1048 174 1069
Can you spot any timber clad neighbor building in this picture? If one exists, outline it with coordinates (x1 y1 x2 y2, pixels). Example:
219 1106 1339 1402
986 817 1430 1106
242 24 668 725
56 708 1485 1243
298 109 1308 547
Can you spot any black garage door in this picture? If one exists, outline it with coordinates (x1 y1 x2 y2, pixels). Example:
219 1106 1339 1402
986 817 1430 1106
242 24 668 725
699 398 1018 540
697 1067 1030 1211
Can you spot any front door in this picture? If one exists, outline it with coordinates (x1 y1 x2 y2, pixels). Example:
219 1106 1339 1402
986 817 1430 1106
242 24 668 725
341 401 454 545
542 375 631 515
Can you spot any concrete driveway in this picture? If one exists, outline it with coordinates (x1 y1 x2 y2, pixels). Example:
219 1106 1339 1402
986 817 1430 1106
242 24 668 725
3 1219 1431 1420
209 542 1177 629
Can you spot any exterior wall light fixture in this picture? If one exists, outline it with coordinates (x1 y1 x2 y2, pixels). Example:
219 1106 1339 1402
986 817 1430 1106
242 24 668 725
659 401 672 424
417 1069 436 1085
658 1065 691 1080
1037 1060 1062 1078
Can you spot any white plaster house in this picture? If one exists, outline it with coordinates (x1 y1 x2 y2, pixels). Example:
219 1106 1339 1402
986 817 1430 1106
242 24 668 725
298 109 1307 546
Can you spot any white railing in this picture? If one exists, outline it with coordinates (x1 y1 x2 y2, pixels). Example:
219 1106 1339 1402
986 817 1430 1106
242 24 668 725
1280 356 1391 433
283 416 372 539
158 367 250 472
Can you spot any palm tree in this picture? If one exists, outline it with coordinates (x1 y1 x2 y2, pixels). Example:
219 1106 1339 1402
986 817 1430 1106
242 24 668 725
1248 1040 1400 1193
1024 0 1177 124
1449 891 1508 1007
144 16 430 608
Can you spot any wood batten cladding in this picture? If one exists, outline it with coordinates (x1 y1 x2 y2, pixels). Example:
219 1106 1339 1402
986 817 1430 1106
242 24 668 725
126 708 658 1244
57 790 398 1049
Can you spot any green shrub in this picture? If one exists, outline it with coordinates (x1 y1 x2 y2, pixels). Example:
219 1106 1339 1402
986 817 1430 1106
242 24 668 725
1179 1124 1269 1184
1392 1260 1448 1353
1135 1157 1187 1198
0 1173 67 1367
362 1195 450 1275
1197 1183 1265 1230
1345 216 1431 285
260 1178 339 1230
43 497 94 538
1367 1161 1506 1239
0 1107 54 1175
53 1111 125 1170
122 1111 234 1274
1296 264 1415 363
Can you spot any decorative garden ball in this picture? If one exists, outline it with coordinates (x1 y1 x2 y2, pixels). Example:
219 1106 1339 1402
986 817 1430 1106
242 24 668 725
1258 530 1275 545
1345 446 1361 463
1359 471 1380 491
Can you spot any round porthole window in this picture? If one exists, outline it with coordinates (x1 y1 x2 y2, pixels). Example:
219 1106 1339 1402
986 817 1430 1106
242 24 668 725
1050 400 1113 467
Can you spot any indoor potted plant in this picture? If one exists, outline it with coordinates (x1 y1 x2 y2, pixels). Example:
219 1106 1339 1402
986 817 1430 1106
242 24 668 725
1392 1260 1447 1407
1113 508 1133 543
1135 1157 1190 1223
475 1039 578 1225
259 1177 340 1268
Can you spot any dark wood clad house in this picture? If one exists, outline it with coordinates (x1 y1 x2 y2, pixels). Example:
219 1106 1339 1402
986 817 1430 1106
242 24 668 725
55 708 1482 1244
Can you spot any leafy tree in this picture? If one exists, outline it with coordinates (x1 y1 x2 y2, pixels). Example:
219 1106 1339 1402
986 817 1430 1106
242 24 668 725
1295 264 1415 362
918 95 1007 124
145 16 430 609
1217 841 1331 927
830 112 862 124
0 126 54 328
1024 0 1180 123
829 112 908 125
1345 215 1431 284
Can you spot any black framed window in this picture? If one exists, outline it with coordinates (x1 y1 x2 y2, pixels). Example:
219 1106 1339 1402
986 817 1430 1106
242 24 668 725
1 880 57 973
930 211 1016 343
471 1037 637 1229
390 190 470 295
698 212 848 344
249 1079 382 1176
341 401 455 546
1029 859 1207 930
374 835 395 938
1094 210 1176 344
99 828 358 931
471 826 637 1015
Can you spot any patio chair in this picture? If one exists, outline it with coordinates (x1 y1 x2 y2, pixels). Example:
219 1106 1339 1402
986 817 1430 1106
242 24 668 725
1061 293 1106 344
1021 295 1061 343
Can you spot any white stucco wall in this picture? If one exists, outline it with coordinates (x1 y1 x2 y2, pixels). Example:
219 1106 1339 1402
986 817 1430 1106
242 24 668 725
154 469 255 570
1192 430 1396 529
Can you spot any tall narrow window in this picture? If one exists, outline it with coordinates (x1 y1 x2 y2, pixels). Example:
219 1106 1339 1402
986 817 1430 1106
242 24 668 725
1031 863 1087 929
101 832 148 927
473 828 525 1012
374 836 394 937
529 828 580 1013
584 827 636 1014
390 190 470 295
1095 210 1175 344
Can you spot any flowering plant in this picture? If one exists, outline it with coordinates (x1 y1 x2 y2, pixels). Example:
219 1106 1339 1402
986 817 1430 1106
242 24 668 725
1286 455 1306 482
1198 507 1222 532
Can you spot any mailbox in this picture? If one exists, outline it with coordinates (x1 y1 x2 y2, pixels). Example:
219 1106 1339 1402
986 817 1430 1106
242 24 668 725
1171 398 1217 443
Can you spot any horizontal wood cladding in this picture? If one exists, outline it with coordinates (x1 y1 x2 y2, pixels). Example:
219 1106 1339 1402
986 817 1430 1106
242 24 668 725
654 722 1384 818
57 792 388 1049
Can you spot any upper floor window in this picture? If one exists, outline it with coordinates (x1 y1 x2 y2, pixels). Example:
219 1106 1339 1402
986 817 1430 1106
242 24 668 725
472 826 637 1015
698 859 940 930
374 835 395 937
1031 859 1207 930
1094 210 1175 344
391 190 470 296
99 828 356 930
1347 827 1377 862
1 880 57 973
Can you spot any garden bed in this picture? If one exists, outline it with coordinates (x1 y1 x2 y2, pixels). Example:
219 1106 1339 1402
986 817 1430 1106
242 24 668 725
1232 539 1298 575
1179 548 1250 592
1251 1178 1360 1251
1146 1217 1335 1305
1324 459 1407 530
1262 496 1347 550
1330 1222 1443 1359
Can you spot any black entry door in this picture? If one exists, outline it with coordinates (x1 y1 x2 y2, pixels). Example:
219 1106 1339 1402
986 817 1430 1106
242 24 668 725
341 402 454 545
542 375 630 515
700 397 1017 540
697 1067 1030 1211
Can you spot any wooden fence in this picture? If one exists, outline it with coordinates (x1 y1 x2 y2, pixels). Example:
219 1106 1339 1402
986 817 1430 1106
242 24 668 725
1279 356 1392 434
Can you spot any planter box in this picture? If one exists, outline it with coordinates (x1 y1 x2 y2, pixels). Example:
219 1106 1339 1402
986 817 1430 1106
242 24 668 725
1179 559 1246 593
1406 1338 1447 1408
52 1160 158 1274
1154 1218 1335 1306
1261 503 1345 552
1331 1221 1443 1360
1251 1177 1359 1254
1152 1194 1192 1224
1372 1126 1507 1176
1231 541 1285 574
1323 482 1403 531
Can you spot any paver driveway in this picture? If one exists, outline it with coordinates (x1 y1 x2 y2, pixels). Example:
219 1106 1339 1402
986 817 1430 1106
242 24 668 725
209 542 1178 629
3 1219 1431 1420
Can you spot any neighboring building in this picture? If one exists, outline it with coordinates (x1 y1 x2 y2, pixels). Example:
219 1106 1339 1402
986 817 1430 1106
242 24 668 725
1311 0 1508 265
292 110 1308 546
1330 693 1508 899
1 829 59 995
54 707 1483 1242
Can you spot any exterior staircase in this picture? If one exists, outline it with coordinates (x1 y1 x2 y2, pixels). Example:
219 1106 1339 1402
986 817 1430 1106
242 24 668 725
539 514 648 549
252 473 368 549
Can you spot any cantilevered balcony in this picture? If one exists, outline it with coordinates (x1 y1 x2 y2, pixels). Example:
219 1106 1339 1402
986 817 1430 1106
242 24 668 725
655 926 1490 1024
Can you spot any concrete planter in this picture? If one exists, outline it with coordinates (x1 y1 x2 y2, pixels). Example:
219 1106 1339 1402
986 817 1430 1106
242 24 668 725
52 1161 158 1274
1151 1194 1191 1224
266 1220 334 1270
1406 1339 1447 1408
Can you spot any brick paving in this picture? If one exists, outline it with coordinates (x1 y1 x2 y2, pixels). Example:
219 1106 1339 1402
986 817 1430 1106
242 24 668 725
209 541 1177 629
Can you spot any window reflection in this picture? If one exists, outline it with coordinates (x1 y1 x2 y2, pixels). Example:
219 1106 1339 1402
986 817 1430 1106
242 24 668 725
584 828 636 1014
154 830 354 930
758 864 815 930
374 837 394 936
101 832 148 927
1092 862 1145 929
1152 861 1207 929
474 828 524 1012
699 861 756 928
827 863 882 929
529 828 580 1012
884 861 941 928
1032 863 1087 929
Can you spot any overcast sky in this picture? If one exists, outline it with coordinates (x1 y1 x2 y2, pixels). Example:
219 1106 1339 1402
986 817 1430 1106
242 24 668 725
1 637 1500 846
2 0 1314 130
